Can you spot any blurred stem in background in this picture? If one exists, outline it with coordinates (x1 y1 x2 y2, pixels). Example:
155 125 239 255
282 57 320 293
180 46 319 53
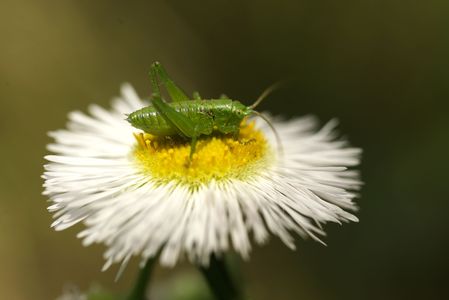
199 254 244 300
124 254 243 300
126 258 156 300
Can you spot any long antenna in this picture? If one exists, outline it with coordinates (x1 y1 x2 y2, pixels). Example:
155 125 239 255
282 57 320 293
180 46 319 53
249 81 283 109
252 111 284 156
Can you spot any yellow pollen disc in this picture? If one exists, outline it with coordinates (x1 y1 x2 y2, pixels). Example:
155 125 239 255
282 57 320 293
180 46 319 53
132 121 271 187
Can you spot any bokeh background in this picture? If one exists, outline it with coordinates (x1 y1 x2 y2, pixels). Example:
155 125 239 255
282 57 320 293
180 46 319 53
1 0 448 299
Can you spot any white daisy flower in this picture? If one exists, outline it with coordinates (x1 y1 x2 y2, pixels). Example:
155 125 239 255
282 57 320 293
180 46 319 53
43 83 361 270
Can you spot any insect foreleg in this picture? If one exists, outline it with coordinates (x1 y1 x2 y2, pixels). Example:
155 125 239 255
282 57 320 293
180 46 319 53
190 136 198 160
151 62 190 103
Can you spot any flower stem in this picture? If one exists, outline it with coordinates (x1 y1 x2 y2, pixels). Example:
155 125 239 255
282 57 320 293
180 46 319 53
126 258 156 300
199 254 243 300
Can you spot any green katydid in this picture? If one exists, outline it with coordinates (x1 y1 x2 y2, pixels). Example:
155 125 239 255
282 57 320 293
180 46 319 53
127 62 281 160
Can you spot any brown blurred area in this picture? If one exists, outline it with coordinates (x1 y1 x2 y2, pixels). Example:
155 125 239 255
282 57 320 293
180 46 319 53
1 0 448 299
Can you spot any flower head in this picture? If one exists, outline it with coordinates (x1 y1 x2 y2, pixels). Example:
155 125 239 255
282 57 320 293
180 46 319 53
43 84 361 269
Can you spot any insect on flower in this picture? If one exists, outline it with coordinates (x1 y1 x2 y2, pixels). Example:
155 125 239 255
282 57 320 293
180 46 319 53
126 62 281 160
43 61 361 272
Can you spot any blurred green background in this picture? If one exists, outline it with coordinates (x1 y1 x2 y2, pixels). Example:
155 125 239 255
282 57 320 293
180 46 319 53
1 0 448 299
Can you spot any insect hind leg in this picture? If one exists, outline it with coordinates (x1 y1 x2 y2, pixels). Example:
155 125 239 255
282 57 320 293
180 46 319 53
151 62 190 103
150 95 202 163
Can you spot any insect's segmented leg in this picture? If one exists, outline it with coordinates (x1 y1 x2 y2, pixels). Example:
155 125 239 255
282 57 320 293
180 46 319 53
150 96 197 138
190 136 198 160
151 62 190 103
149 63 205 162
150 96 202 160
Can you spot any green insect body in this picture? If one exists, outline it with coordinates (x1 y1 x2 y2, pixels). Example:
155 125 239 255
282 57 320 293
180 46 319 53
127 99 251 137
127 62 279 160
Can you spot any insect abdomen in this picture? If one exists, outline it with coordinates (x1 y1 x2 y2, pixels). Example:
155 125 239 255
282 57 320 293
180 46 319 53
127 107 177 136
127 99 242 136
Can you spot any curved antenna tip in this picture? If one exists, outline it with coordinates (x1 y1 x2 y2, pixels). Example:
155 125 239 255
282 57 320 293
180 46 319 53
251 111 284 156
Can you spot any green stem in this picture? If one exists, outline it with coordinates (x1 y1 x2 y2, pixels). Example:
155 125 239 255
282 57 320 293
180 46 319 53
199 254 243 300
126 258 156 300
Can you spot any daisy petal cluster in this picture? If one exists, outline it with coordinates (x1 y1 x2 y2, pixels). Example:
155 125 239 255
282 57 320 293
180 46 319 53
43 84 361 269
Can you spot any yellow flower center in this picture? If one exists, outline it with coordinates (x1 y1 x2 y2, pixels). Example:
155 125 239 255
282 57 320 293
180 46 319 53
132 121 271 187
